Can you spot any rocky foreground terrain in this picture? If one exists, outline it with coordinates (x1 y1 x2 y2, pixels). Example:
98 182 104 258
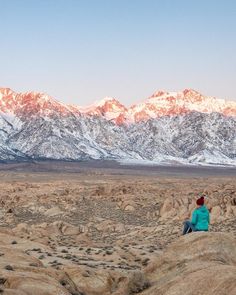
0 165 235 294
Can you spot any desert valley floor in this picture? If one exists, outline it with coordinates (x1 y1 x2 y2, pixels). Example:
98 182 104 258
0 161 235 295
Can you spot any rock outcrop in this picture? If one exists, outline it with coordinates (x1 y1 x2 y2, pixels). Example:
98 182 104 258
144 232 236 295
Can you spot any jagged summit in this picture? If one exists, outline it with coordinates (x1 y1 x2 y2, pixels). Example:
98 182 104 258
0 87 14 95
149 88 207 102
79 96 127 123
80 96 126 112
150 90 176 98
150 90 170 97
182 88 201 95
150 88 201 98
93 96 120 106
0 89 75 117
127 88 236 122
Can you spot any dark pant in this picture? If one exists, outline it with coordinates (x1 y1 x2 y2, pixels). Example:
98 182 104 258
183 220 195 235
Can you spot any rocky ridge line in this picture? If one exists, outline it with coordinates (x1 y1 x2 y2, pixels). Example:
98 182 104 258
0 88 235 165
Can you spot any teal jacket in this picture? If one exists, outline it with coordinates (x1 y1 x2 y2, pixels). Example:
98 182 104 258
191 205 210 231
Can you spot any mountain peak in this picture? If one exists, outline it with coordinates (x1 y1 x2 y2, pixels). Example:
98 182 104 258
79 96 127 122
94 97 121 107
0 88 72 117
21 91 65 108
0 87 15 96
150 89 204 100
150 90 170 98
182 88 201 95
180 88 206 103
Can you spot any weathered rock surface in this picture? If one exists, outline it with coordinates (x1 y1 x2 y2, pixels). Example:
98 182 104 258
143 232 236 295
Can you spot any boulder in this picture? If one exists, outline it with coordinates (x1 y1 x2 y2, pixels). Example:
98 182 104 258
64 266 115 295
211 206 222 223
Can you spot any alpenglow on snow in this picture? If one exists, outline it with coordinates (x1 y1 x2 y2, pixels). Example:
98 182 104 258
0 87 235 165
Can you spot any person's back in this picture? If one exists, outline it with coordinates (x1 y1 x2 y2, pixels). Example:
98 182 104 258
183 195 210 235
191 204 209 231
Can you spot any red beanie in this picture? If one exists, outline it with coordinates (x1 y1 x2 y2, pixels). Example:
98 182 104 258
196 196 204 206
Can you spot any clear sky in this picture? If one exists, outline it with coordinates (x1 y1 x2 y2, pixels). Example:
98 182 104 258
1 0 236 105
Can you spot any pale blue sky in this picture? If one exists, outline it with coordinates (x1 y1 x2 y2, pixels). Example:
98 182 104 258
1 0 236 105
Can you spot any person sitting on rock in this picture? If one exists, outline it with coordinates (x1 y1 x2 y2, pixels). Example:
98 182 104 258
183 196 210 235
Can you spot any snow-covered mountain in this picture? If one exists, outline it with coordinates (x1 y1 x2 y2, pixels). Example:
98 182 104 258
126 89 236 122
0 87 235 165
